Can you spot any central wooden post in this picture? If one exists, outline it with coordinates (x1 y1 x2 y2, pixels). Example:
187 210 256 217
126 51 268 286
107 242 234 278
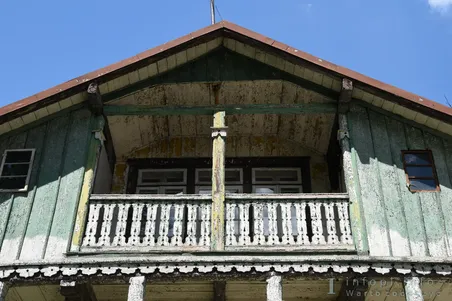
127 276 146 301
266 273 282 301
211 111 227 251
404 277 424 301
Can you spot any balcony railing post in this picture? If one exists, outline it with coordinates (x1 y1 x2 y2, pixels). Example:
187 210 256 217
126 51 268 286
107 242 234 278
211 111 227 251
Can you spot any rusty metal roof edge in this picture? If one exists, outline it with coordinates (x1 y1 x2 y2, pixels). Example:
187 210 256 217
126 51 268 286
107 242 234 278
1 20 451 123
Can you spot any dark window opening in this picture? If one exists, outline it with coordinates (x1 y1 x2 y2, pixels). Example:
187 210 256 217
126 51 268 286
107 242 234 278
0 149 35 191
402 150 439 192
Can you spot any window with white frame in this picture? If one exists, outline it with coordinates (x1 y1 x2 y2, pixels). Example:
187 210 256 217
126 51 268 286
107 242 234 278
0 149 35 192
252 168 302 193
195 168 243 194
136 169 187 194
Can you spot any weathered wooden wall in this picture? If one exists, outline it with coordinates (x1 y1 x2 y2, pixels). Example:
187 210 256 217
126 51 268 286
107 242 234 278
0 108 93 263
348 103 452 257
111 135 330 194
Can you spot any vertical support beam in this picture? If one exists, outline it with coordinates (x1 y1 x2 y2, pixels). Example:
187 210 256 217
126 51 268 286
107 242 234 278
60 280 97 301
70 116 105 252
404 277 424 301
214 281 226 301
266 274 282 301
338 78 369 255
0 282 9 301
127 276 146 301
211 111 227 251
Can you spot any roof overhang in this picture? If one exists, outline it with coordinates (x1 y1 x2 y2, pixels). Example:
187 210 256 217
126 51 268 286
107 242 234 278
0 21 451 136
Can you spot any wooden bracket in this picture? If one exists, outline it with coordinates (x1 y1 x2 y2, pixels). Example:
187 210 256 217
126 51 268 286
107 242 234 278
60 280 98 301
338 78 354 114
87 82 103 116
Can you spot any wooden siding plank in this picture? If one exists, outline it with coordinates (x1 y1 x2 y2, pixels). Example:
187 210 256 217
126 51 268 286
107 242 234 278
19 115 70 260
45 110 93 258
348 104 390 256
368 111 410 256
385 117 427 256
0 133 27 256
424 133 452 256
0 124 47 260
405 125 448 257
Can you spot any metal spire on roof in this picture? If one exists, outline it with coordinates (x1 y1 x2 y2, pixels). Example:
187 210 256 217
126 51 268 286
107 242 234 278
210 0 216 24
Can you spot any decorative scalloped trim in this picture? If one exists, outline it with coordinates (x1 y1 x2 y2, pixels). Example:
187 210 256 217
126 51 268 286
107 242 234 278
1 262 451 279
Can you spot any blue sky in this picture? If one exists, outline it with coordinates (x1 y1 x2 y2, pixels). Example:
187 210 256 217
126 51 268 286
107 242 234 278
0 0 451 107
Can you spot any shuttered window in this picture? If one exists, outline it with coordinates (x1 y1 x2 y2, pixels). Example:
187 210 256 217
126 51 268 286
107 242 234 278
0 149 35 192
402 150 439 192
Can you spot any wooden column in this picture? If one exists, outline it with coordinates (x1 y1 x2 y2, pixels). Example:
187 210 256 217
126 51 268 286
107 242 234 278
266 274 282 301
211 111 227 251
404 277 424 301
0 282 9 301
127 276 146 301
214 281 226 301
338 78 369 255
60 280 97 301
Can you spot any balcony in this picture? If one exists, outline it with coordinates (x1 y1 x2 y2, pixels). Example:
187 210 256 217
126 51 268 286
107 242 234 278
81 193 354 253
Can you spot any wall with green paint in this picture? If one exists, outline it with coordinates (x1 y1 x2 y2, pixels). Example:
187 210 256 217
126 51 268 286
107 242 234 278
0 108 94 263
347 103 452 257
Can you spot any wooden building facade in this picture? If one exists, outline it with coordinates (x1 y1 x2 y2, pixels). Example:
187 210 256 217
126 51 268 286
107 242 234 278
0 21 452 301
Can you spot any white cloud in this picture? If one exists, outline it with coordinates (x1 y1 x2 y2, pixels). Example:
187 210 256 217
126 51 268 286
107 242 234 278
428 0 452 12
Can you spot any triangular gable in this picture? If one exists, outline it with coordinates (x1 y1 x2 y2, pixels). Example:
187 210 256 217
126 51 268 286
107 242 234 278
0 21 450 136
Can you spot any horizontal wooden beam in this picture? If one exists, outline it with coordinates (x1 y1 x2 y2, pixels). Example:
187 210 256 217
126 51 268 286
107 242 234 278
104 103 337 116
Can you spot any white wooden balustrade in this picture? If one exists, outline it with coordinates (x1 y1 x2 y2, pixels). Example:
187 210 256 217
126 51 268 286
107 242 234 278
81 193 353 252
82 195 212 251
225 193 354 251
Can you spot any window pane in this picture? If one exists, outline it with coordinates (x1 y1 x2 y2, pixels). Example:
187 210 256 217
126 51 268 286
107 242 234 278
255 187 276 194
254 169 300 183
137 188 159 194
254 170 275 182
404 153 431 165
1 164 30 176
162 187 185 195
198 189 211 195
410 179 437 191
197 170 211 183
140 170 185 184
279 186 302 193
0 177 27 190
5 150 32 163
225 169 242 183
406 166 434 178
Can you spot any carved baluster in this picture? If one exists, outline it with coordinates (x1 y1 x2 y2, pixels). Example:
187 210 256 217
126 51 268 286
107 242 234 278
226 202 234 246
253 201 265 245
158 203 171 246
142 203 156 246
282 202 294 245
171 202 184 246
308 202 326 245
130 202 144 246
113 203 130 246
325 202 339 245
294 203 309 245
82 202 101 246
99 202 115 246
337 201 353 244
267 202 278 245
204 201 211 247
185 201 196 246
238 203 250 246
